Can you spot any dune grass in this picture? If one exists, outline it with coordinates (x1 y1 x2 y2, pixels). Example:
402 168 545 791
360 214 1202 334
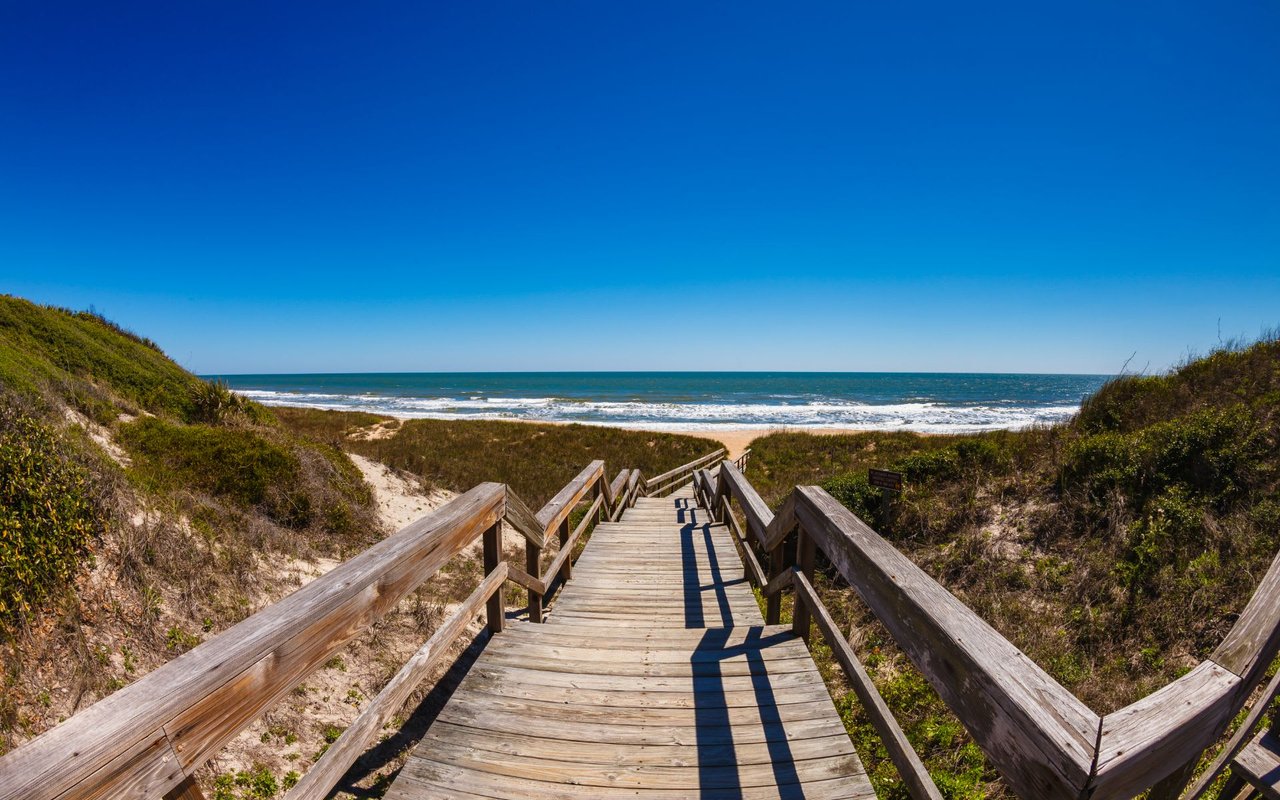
274 409 719 509
0 296 201 422
743 335 1280 798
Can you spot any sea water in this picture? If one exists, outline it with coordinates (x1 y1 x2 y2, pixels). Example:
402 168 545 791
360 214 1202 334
213 372 1110 434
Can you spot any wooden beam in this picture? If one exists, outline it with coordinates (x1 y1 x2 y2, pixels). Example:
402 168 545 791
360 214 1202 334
793 486 1098 800
284 564 507 800
1183 669 1280 799
791 570 943 800
164 776 205 800
1214 550 1280 683
522 538 543 622
0 484 505 800
503 489 546 549
791 529 816 642
482 523 504 633
721 496 765 587
507 562 546 598
536 460 605 535
540 494 600 593
1092 661 1240 799
644 449 726 488
762 563 794 600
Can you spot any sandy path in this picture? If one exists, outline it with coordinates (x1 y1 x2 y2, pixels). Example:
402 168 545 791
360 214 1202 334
666 427 877 461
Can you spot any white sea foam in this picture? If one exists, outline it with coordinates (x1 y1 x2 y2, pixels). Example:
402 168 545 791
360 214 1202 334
239 389 1079 433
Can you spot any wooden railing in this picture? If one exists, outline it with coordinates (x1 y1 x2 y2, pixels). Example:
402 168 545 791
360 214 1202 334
694 461 1280 800
0 448 724 800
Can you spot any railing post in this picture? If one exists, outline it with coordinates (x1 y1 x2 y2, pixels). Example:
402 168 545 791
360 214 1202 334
557 518 572 582
792 527 816 641
483 522 504 633
525 537 543 623
765 542 786 625
164 775 206 800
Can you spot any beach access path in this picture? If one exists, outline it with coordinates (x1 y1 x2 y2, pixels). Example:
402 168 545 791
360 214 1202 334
385 484 873 799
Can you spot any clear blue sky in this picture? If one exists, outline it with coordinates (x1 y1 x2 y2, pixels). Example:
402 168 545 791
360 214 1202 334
2 2 1277 375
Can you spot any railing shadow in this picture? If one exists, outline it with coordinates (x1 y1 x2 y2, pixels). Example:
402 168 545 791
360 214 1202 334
674 495 805 798
326 628 492 799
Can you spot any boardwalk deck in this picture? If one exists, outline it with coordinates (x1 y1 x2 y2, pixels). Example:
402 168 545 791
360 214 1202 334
387 487 875 799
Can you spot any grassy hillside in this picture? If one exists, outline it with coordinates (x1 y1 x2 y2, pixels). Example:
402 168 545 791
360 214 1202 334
747 336 1280 798
0 296 724 792
0 296 199 421
274 409 715 509
0 297 385 760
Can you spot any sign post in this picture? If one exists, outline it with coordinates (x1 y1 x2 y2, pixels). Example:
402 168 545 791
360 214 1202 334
867 468 903 534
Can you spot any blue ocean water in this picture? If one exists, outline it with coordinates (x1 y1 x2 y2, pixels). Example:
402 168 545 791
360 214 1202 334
213 372 1111 434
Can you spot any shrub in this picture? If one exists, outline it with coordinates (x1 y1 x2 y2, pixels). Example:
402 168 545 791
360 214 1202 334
0 296 198 418
897 450 960 483
120 418 299 511
1063 405 1265 510
118 417 373 542
821 473 881 524
188 379 270 426
0 405 105 627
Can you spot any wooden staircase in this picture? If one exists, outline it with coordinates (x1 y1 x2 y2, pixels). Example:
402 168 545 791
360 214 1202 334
6 445 1280 800
388 485 874 799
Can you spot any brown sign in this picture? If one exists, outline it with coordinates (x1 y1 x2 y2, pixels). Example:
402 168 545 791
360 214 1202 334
868 468 903 491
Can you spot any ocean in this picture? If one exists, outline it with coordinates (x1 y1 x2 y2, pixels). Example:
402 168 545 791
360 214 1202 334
213 372 1111 434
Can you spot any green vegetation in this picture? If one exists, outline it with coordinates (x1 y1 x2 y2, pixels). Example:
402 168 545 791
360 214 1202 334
0 404 107 627
276 409 715 508
270 407 389 440
0 296 200 422
119 417 372 539
747 335 1280 798
212 763 281 800
0 296 385 757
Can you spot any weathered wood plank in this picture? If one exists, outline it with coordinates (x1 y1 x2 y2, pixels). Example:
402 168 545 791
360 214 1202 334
1230 730 1280 800
793 486 1098 800
536 461 605 534
482 524 504 633
163 775 206 800
285 563 507 800
1184 667 1280 799
1214 550 1280 683
791 570 943 800
1092 660 1240 799
503 489 547 549
0 484 505 800
645 449 726 488
541 494 601 589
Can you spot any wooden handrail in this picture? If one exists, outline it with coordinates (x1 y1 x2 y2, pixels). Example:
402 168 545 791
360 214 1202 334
536 460 605 533
644 448 725 489
285 562 509 800
792 487 1097 799
0 484 506 800
790 569 944 800
705 461 1280 800
0 446 742 800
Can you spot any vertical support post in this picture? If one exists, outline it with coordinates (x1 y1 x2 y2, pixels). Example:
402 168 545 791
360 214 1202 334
880 487 895 534
483 522 504 633
765 543 785 625
557 517 572 582
791 527 816 641
1145 759 1200 800
525 537 543 623
164 775 206 800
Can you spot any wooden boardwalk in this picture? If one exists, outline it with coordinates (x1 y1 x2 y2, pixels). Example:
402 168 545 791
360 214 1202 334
387 486 875 799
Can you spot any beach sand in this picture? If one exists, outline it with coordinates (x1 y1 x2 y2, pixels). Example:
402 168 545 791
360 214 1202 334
673 427 874 461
